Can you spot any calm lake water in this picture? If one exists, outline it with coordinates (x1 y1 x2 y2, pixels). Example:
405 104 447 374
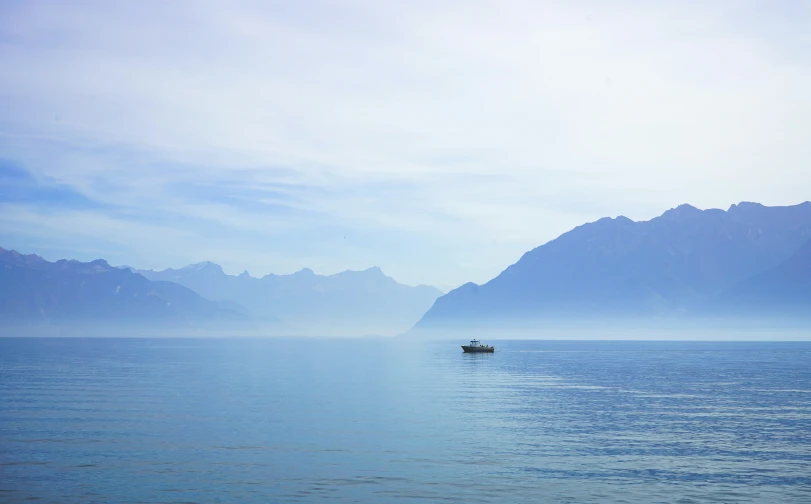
2 338 811 503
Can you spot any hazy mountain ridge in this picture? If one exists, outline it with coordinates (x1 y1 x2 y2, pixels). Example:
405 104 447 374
414 201 811 332
135 263 443 336
0 248 246 331
5 201 809 338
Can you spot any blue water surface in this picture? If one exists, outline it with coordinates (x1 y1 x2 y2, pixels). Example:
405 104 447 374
1 338 811 503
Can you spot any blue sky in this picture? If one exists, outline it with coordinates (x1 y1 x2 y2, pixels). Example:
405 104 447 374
1 1 810 289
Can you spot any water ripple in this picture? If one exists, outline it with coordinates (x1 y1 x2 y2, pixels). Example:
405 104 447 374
1 338 810 503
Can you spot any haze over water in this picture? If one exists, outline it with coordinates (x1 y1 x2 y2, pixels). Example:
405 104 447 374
2 337 810 503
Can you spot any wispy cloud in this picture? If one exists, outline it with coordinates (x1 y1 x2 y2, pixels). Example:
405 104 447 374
1 0 810 286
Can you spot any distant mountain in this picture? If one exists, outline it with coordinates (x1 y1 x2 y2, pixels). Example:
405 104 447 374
135 263 443 336
0 248 246 332
413 202 811 332
714 238 811 317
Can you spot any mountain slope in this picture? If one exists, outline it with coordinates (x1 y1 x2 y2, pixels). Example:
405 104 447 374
0 248 244 326
136 263 443 336
414 201 811 331
715 238 811 316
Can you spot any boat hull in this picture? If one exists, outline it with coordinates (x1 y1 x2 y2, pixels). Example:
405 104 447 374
461 345 494 353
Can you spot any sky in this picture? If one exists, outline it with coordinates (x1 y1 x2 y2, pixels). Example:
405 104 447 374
1 0 810 290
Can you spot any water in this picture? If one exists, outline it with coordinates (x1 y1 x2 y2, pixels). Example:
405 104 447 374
2 338 811 503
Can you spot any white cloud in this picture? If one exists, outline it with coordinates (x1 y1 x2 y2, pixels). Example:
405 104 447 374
1 0 810 286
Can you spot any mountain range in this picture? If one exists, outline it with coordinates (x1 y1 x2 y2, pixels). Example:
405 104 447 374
4 201 810 337
0 248 246 334
413 201 811 333
134 263 443 336
1 248 441 336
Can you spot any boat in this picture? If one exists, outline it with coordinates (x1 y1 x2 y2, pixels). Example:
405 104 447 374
461 339 494 353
